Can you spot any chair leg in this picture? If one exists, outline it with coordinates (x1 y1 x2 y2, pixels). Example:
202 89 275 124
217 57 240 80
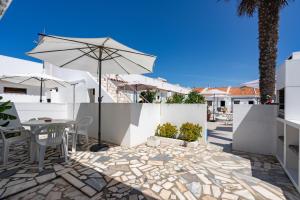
62 138 68 162
38 146 46 172
2 143 9 165
72 134 77 153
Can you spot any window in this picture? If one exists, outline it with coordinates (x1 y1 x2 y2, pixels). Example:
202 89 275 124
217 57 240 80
220 101 225 107
234 100 240 104
4 87 27 94
248 101 254 104
207 101 212 106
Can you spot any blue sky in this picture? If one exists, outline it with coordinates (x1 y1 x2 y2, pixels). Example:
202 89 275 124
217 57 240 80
0 0 300 88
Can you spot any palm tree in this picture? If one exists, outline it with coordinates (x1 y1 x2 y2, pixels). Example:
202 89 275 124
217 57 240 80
236 0 291 104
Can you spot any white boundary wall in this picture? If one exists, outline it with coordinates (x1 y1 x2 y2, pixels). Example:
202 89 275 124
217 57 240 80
11 103 207 147
233 104 277 155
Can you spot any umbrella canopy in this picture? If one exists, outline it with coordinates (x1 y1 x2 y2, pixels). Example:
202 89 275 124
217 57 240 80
0 73 69 88
241 79 259 88
0 73 70 102
27 34 156 151
118 82 157 91
27 34 156 76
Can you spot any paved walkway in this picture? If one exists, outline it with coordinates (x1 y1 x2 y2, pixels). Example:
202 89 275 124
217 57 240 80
207 121 233 152
1 137 300 200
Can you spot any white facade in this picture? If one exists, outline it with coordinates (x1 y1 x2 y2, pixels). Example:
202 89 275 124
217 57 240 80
0 55 190 104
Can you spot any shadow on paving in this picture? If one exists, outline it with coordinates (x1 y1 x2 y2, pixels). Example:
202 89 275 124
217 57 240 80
0 139 156 200
232 150 300 200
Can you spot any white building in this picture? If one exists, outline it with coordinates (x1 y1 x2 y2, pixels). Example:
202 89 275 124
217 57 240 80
195 86 260 112
0 55 190 103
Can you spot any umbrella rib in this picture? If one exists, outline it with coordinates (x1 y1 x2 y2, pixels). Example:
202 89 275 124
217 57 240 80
39 33 99 48
102 49 130 74
27 47 93 55
38 33 156 58
52 79 67 87
102 49 118 60
18 77 35 84
58 47 98 68
78 49 98 60
87 44 99 59
104 48 152 73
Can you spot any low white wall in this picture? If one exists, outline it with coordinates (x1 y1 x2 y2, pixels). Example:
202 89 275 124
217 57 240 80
14 103 69 122
11 102 207 147
160 104 207 141
72 103 207 147
233 105 277 155
130 104 161 146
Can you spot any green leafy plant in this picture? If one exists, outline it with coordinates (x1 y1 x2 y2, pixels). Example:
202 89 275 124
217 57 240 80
155 123 178 138
0 96 16 127
139 90 157 103
184 91 205 104
166 93 185 104
179 123 202 142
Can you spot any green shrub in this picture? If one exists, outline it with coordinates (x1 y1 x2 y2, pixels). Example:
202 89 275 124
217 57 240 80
184 91 205 104
166 93 185 104
155 123 178 138
140 90 157 103
179 123 202 142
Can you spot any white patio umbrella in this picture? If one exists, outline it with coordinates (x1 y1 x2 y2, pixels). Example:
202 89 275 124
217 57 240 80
27 33 156 151
241 79 259 88
0 73 70 102
202 89 228 121
118 81 157 103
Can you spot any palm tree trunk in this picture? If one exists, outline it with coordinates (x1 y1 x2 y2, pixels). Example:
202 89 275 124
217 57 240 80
258 1 279 104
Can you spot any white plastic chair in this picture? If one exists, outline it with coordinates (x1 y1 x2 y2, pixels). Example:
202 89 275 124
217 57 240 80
0 103 30 165
0 127 30 164
34 124 68 171
68 116 93 152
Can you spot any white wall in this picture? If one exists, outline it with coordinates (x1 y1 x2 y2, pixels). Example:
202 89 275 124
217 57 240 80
74 103 207 147
160 104 207 141
14 103 69 122
9 102 207 147
233 105 277 155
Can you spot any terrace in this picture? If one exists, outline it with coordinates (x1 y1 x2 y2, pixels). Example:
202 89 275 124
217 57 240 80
1 134 300 200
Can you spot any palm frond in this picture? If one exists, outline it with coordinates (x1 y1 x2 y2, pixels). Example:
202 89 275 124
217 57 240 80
237 0 259 17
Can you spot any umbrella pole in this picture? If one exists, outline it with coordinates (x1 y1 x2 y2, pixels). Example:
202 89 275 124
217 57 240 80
73 84 75 120
40 78 43 103
90 48 109 152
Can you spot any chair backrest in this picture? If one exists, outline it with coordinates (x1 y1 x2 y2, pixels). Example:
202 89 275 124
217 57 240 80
35 124 67 146
77 116 93 133
0 102 22 129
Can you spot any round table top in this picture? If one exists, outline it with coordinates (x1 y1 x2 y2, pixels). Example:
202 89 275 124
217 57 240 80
22 119 76 126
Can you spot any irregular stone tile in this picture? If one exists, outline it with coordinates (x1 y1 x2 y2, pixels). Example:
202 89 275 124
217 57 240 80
131 168 143 177
151 184 162 193
252 185 282 200
160 189 171 199
45 191 62 200
61 173 85 189
221 192 239 200
233 189 255 200
85 178 106 192
2 180 37 198
186 182 202 198
81 185 97 197
38 183 55 195
36 173 56 184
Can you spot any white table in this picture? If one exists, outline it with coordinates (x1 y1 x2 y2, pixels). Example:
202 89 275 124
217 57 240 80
22 119 76 162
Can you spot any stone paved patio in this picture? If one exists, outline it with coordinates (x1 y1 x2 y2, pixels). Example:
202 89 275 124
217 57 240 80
0 137 300 200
